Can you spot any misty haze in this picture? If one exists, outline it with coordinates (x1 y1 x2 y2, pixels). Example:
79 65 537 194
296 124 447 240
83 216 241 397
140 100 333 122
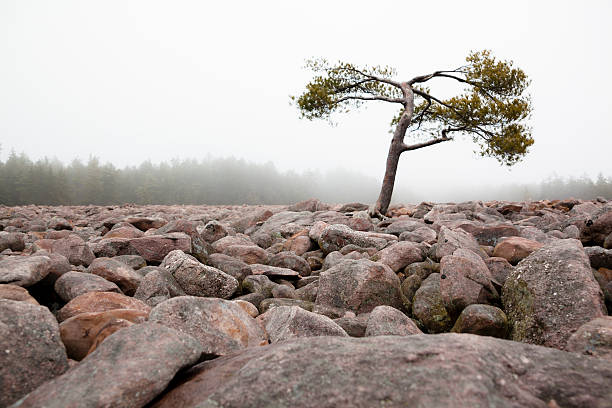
1 2 612 408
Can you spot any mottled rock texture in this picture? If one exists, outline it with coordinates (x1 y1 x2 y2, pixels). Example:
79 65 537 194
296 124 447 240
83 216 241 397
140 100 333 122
503 239 606 349
12 323 202 408
150 334 612 408
0 300 68 407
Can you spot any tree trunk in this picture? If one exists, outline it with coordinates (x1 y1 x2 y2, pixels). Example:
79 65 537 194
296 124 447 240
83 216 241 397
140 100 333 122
371 84 414 217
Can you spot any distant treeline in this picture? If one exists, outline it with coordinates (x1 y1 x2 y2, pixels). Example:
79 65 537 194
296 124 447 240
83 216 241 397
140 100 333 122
0 151 610 206
0 152 384 206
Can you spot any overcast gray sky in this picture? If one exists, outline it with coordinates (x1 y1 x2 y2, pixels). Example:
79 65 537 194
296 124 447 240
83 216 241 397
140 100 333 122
1 0 611 194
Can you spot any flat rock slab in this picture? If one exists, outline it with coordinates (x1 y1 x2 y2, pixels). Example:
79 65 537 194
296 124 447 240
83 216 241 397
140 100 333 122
250 263 300 280
13 322 202 408
150 334 612 408
0 300 69 407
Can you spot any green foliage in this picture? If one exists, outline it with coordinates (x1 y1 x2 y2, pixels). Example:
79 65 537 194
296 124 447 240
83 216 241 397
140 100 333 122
291 58 401 121
415 50 533 166
294 50 534 166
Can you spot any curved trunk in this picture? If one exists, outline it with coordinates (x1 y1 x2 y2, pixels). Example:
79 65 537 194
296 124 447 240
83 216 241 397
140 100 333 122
372 85 414 217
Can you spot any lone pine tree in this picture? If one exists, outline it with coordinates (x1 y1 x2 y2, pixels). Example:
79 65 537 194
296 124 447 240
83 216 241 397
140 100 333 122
293 50 533 217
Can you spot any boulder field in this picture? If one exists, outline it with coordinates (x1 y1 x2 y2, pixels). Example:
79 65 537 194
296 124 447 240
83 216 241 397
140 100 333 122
1 198 611 407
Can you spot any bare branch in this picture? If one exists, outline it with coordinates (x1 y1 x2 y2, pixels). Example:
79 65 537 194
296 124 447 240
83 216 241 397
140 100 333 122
335 66 403 88
414 96 432 130
408 67 466 85
412 88 455 110
334 95 405 104
331 78 375 95
410 72 499 101
400 135 452 152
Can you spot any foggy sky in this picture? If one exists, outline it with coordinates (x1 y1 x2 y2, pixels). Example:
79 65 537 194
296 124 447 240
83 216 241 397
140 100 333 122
1 0 611 197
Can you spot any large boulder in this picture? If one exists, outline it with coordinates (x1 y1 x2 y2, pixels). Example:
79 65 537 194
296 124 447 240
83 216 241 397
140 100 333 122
124 216 167 231
149 296 268 357
492 236 543 265
0 300 69 407
372 241 424 272
211 234 253 253
13 323 202 408
57 291 152 322
0 255 51 287
242 274 278 298
566 316 612 361
128 233 192 263
103 223 144 239
258 305 348 343
314 259 402 318
456 223 520 247
87 257 143 296
223 244 269 265
484 257 514 286
37 252 72 286
439 248 499 317
54 271 122 302
269 251 312 276
502 239 607 350
318 224 392 255
149 334 612 408
90 237 131 258
332 314 370 337
200 220 231 244
0 284 39 305
431 226 484 261
207 253 252 282
584 246 612 269
412 273 452 333
248 211 313 247
580 208 612 246
155 219 208 262
133 268 186 307
48 234 95 266
398 226 437 244
364 305 422 336
160 250 238 299
451 304 508 338
0 231 25 252
385 219 425 236
59 308 149 360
